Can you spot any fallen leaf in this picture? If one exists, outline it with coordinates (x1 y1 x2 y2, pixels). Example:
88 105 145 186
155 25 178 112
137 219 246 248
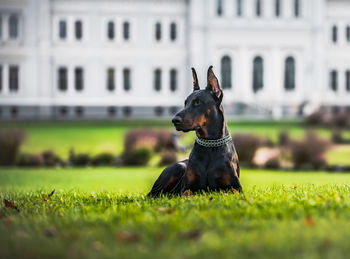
334 194 340 201
48 189 55 197
4 199 19 212
305 216 316 227
116 231 140 243
317 195 323 199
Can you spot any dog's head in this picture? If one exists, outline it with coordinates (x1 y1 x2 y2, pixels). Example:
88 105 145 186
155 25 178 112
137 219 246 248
172 66 223 136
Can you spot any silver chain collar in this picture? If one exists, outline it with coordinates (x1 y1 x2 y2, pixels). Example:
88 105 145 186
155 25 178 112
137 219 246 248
195 134 232 148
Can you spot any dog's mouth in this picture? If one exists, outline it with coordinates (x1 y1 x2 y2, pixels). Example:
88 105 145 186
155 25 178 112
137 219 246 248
173 122 198 132
173 122 193 132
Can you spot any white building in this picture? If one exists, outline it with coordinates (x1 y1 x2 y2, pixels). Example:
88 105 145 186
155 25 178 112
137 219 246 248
0 0 349 119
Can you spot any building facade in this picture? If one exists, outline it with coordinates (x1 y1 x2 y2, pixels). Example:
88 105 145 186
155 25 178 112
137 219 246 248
0 0 349 119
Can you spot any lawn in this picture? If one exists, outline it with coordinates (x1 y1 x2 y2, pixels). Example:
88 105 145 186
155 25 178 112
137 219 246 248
1 168 350 258
1 120 349 164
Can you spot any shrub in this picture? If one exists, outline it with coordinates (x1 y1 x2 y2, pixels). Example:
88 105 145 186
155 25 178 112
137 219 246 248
158 151 177 166
91 153 116 166
17 153 44 167
264 158 281 169
233 133 264 166
0 129 26 166
122 148 152 166
290 131 330 170
69 150 91 167
278 131 290 146
331 113 349 128
42 150 63 167
305 111 324 126
155 130 176 151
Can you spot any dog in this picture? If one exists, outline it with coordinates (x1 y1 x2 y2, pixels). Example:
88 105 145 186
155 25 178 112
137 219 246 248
148 66 242 197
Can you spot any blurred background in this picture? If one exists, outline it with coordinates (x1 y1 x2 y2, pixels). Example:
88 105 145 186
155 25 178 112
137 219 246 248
0 0 350 171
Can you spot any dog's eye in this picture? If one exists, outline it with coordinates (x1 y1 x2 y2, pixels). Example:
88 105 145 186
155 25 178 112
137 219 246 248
193 99 201 106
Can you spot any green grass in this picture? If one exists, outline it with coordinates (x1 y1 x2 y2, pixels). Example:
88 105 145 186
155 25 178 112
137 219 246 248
1 168 350 258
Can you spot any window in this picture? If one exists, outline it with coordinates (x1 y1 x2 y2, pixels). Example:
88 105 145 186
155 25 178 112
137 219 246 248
170 69 177 92
75 20 83 40
123 22 130 40
9 66 19 92
237 0 243 16
256 0 262 17
330 70 338 92
253 56 263 93
107 106 117 117
59 20 67 39
75 67 84 91
170 22 177 41
154 69 162 91
107 68 115 91
9 15 19 39
346 26 350 42
58 67 68 91
346 70 350 92
155 22 161 41
123 68 131 91
284 57 295 91
294 0 300 17
275 0 281 17
107 21 115 40
221 56 232 89
332 25 338 43
217 0 223 16
0 66 2 92
75 106 84 117
0 16 2 39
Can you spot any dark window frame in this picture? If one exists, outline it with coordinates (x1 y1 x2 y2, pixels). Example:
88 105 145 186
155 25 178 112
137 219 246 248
237 0 243 16
256 0 262 17
154 69 162 91
107 21 115 40
170 22 177 41
75 20 83 40
217 0 223 16
346 26 350 43
275 0 281 17
107 68 115 91
9 65 19 92
9 14 19 39
294 0 300 17
332 25 338 43
59 20 67 39
123 21 130 40
155 22 162 41
170 69 177 92
221 56 232 89
253 56 264 93
75 67 84 91
123 68 131 91
0 65 2 92
58 67 68 91
330 70 338 92
346 70 350 92
284 57 296 91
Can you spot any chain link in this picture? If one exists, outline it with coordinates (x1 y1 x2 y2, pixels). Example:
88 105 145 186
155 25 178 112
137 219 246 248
195 134 232 148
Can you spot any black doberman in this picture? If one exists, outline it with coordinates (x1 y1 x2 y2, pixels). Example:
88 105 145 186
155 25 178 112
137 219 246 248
148 66 242 197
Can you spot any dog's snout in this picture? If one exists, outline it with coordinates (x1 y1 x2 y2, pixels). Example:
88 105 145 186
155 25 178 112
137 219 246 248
172 116 183 125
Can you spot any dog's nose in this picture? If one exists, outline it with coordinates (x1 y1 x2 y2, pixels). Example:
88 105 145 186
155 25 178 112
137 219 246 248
172 116 182 124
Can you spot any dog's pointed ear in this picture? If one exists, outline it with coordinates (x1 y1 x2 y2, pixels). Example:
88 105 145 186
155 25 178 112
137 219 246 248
206 66 222 101
191 67 200 91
